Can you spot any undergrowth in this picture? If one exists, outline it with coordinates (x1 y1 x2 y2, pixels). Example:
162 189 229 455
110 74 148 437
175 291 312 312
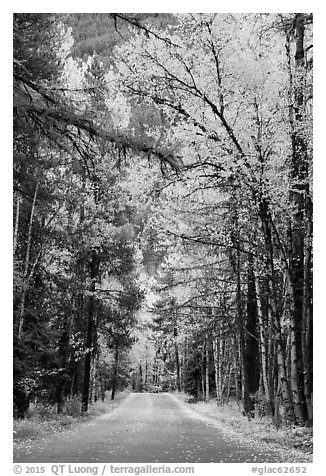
13 390 130 442
183 396 313 456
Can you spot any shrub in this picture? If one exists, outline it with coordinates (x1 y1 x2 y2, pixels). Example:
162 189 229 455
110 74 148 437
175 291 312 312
13 420 40 440
35 403 56 420
88 400 111 416
60 415 74 426
65 395 82 417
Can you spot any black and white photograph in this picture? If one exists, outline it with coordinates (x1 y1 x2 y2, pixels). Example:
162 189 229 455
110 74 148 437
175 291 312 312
11 4 315 472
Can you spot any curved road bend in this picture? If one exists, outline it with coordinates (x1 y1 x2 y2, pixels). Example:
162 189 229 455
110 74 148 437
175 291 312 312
14 392 281 463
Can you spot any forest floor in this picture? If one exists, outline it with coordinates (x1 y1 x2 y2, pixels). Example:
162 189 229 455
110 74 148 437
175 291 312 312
178 394 313 462
13 392 312 463
13 391 129 444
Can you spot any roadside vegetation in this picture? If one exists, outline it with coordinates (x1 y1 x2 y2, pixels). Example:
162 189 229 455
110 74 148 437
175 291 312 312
13 391 129 444
180 395 313 462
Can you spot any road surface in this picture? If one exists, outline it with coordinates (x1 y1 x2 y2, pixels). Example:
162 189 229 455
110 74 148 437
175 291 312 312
14 393 281 463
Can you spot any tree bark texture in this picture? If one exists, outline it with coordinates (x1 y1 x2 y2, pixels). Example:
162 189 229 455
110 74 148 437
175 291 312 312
81 250 98 413
17 181 39 341
111 344 119 401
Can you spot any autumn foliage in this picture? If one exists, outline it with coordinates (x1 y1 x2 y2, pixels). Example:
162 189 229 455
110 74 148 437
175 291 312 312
13 13 312 427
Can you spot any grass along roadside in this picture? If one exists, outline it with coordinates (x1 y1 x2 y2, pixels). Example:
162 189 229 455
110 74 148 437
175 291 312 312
177 394 312 461
13 390 130 444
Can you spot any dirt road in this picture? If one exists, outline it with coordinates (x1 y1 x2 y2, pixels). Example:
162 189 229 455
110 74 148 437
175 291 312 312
14 393 281 463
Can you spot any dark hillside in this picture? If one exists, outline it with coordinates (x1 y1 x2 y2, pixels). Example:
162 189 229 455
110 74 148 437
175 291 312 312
63 13 177 64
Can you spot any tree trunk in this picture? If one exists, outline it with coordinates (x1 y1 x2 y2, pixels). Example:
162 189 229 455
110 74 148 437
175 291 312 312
255 276 274 415
246 254 260 396
258 197 297 424
174 322 181 392
282 13 313 425
81 250 97 413
194 352 201 399
91 350 99 403
235 245 253 417
17 181 39 341
226 358 233 403
13 193 21 256
55 309 73 413
213 335 222 404
302 212 313 422
182 336 187 391
205 334 210 401
234 336 241 402
137 364 143 392
288 13 311 424
144 355 148 390
201 351 205 399
111 344 119 400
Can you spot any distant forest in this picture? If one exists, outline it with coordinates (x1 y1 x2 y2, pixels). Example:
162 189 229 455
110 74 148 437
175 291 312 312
65 14 177 63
